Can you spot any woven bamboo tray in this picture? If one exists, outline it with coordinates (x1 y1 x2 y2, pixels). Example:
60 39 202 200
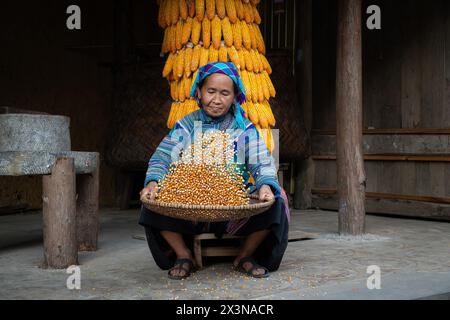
141 194 275 222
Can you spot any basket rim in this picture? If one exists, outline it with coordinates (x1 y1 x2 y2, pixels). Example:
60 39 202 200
141 193 275 211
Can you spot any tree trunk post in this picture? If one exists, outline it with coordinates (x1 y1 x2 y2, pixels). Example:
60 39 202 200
76 152 100 251
336 0 366 235
42 157 78 268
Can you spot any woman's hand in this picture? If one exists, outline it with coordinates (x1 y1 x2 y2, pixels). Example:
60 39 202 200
259 184 275 202
139 181 159 201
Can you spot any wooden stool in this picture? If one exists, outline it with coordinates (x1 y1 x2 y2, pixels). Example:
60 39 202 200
193 233 244 269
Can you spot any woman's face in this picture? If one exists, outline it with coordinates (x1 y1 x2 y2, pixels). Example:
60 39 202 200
196 73 235 118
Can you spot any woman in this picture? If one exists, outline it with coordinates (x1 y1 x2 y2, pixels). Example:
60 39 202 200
139 62 290 280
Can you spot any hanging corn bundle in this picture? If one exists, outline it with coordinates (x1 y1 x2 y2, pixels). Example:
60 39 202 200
158 0 276 152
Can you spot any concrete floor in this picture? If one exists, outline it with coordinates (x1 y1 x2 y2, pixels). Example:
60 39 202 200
0 207 449 300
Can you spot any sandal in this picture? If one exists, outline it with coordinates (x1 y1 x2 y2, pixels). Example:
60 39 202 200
168 258 196 280
233 256 270 278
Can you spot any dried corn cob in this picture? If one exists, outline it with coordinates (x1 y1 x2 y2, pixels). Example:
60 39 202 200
243 2 253 23
206 0 215 20
225 0 238 23
164 0 172 26
199 46 210 67
162 27 170 53
176 49 185 78
253 4 261 24
254 71 264 102
243 49 253 72
169 25 177 52
232 22 242 50
167 101 176 128
248 23 257 50
216 0 226 19
195 0 205 21
235 0 244 19
260 54 272 74
170 0 180 25
259 73 270 100
170 80 179 100
241 70 252 102
247 101 259 124
191 45 201 71
191 17 201 44
256 103 269 128
184 76 192 100
253 24 266 54
188 0 196 17
248 71 258 103
184 46 193 78
179 76 186 102
158 0 168 28
262 71 276 97
163 52 175 78
221 17 233 47
241 21 251 50
175 19 183 50
262 100 276 126
202 17 211 48
182 17 193 44
211 16 222 49
237 49 246 70
219 45 228 62
251 49 260 72
208 46 219 62
227 46 240 69
179 0 188 20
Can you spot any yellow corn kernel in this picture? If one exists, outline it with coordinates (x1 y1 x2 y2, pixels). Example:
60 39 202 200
254 71 264 102
169 25 177 52
262 100 276 126
243 2 253 23
225 0 238 23
241 70 252 101
260 54 272 74
251 49 261 73
248 71 258 103
211 16 222 49
253 24 266 54
216 0 226 19
247 102 259 124
221 17 233 47
259 73 270 100
184 75 192 98
256 103 269 128
179 76 186 102
191 17 201 45
202 18 211 48
195 0 205 21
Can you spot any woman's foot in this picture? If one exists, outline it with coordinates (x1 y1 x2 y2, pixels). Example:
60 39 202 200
168 257 196 280
233 256 269 278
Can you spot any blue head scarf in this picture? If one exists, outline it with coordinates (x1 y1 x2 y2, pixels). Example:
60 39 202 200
190 62 247 130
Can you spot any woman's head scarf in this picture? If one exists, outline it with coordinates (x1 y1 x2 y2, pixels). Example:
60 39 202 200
190 62 247 130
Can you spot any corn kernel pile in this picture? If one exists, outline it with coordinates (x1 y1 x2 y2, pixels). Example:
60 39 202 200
157 0 276 152
156 131 250 206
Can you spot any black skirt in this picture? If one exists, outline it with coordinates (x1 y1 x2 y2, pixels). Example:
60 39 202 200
138 197 289 271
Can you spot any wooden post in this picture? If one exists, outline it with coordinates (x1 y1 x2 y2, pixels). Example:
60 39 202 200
42 157 78 268
336 0 366 235
76 153 100 251
294 0 314 209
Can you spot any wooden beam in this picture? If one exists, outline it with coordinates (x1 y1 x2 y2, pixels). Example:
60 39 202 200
336 0 366 235
312 188 450 205
312 155 450 162
42 158 78 269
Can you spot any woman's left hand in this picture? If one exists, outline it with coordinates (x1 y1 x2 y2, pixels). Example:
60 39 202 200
259 184 275 201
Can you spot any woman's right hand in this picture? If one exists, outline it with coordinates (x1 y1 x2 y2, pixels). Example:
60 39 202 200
139 181 158 201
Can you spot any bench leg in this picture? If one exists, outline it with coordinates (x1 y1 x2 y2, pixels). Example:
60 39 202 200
76 153 100 251
194 238 203 269
42 157 78 269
